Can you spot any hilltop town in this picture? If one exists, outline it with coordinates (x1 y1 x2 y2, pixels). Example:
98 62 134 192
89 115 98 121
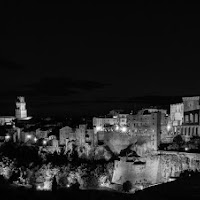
1 96 200 192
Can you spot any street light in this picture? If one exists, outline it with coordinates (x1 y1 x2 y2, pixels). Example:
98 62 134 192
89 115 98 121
167 124 171 131
121 126 127 133
5 135 10 140
96 126 102 132
115 125 119 131
185 147 189 151
34 137 37 142
43 140 47 145
26 134 32 139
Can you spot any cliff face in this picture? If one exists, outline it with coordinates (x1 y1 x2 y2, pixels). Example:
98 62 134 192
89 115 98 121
103 131 137 154
112 151 200 186
112 155 159 186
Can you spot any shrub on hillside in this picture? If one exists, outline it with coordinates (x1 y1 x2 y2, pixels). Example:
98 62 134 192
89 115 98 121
122 180 132 192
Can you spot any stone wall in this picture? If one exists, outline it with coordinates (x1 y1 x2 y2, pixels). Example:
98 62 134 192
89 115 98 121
112 155 160 185
112 151 200 186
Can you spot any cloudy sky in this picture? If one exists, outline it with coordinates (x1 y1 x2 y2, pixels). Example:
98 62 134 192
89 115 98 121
0 2 199 117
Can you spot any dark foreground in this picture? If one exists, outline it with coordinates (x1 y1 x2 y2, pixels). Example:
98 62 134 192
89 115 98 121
1 176 200 200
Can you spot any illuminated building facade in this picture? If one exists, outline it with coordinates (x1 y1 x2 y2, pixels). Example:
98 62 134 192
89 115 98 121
181 96 200 141
128 108 166 151
15 96 27 119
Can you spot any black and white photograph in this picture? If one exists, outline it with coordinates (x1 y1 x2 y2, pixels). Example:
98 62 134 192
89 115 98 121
1 2 200 200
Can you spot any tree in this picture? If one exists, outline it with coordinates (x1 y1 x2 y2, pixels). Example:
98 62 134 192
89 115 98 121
173 135 184 146
52 176 57 192
122 180 132 192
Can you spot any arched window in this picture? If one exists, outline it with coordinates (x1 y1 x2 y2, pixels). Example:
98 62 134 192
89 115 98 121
190 114 193 123
195 113 198 123
185 115 189 123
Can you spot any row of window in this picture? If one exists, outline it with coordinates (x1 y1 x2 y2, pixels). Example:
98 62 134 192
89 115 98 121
181 126 199 136
184 113 198 123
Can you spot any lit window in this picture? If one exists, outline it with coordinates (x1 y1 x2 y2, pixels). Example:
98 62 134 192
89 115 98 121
190 114 193 123
185 115 189 123
195 114 198 123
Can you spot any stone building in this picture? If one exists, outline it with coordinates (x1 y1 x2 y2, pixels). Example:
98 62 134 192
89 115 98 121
128 108 163 151
0 116 15 126
170 103 184 127
59 126 73 145
36 128 50 140
169 103 184 137
180 96 200 142
75 124 87 146
93 111 130 136
85 128 95 146
93 116 118 133
15 96 27 119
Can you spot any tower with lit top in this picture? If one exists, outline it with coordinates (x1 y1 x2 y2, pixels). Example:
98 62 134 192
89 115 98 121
15 96 27 119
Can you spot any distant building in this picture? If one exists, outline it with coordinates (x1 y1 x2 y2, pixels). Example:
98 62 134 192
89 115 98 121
180 96 200 142
93 111 130 135
59 126 73 145
75 124 87 146
15 97 27 119
0 116 15 126
170 103 184 126
85 129 95 146
129 108 164 151
93 116 118 133
36 128 50 140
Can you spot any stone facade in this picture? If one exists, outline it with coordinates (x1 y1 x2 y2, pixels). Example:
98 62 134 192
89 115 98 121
128 109 163 151
170 103 184 126
36 128 49 139
112 151 200 187
181 96 200 141
59 126 73 145
15 96 27 119
75 124 87 146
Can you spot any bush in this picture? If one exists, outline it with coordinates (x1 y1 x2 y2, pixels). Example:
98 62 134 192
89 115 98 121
122 180 132 192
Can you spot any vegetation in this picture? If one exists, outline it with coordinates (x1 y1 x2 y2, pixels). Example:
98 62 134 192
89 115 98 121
0 142 114 191
122 180 132 192
166 135 200 153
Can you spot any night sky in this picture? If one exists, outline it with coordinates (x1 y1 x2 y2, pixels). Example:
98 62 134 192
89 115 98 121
0 2 200 117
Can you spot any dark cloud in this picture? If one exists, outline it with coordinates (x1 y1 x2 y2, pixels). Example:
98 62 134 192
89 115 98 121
0 76 109 97
0 59 24 70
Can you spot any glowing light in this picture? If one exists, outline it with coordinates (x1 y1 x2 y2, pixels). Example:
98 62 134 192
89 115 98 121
34 137 37 142
139 185 144 190
96 126 102 132
37 185 42 190
115 125 119 131
43 140 47 145
185 147 189 151
26 134 32 139
5 135 10 140
121 126 127 133
67 184 70 188
167 124 171 131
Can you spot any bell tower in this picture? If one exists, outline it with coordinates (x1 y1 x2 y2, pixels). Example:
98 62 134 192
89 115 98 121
15 96 27 119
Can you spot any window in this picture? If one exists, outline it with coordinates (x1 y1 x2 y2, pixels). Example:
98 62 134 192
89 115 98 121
195 113 198 123
185 115 189 123
190 114 193 123
197 127 199 135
